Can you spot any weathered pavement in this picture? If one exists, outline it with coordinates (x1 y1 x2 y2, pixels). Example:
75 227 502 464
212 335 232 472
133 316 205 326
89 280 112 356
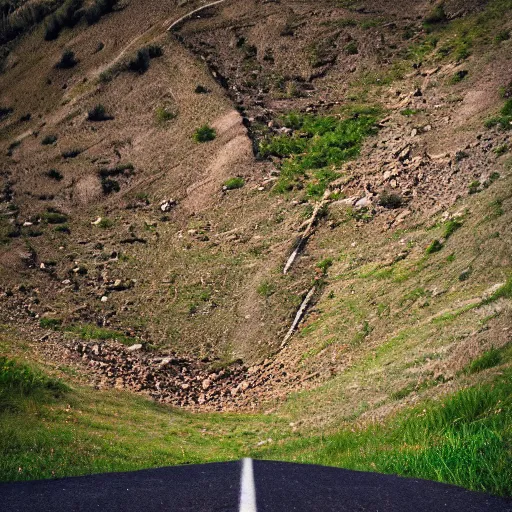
1 460 511 511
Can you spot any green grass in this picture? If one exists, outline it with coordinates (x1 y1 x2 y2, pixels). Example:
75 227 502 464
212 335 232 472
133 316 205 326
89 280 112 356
193 125 216 143
1 349 511 496
260 112 378 198
223 177 245 190
485 99 512 131
63 324 137 345
426 239 443 254
260 368 512 496
464 348 502 374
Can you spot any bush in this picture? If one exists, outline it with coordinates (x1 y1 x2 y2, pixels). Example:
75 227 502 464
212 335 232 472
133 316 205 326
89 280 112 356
44 0 84 41
424 3 447 25
46 169 63 181
101 178 120 194
0 106 13 120
316 257 333 275
97 218 113 229
56 49 77 69
62 148 81 158
223 177 245 190
43 211 68 224
39 317 62 329
42 135 57 145
485 99 512 130
194 125 216 142
194 85 209 94
344 41 358 55
128 48 150 73
443 219 462 239
85 0 117 25
379 192 403 209
98 163 134 177
426 239 443 254
55 224 70 234
87 104 112 121
450 70 468 84
155 107 176 123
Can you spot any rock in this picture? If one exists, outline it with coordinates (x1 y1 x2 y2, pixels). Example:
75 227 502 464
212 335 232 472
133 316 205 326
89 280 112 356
91 217 102 225
126 344 143 352
100 296 108 302
160 199 177 212
355 196 371 209
411 128 418 137
202 378 212 390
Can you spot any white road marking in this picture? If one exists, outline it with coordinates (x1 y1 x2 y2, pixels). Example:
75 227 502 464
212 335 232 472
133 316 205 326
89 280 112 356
239 458 257 512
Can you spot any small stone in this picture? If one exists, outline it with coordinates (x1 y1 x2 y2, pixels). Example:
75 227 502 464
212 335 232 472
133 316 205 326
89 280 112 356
411 128 418 137
126 344 143 352
101 296 108 302
202 378 212 390
91 217 102 225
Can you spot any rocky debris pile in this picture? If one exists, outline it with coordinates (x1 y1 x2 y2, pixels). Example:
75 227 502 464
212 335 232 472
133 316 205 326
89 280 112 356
67 340 299 410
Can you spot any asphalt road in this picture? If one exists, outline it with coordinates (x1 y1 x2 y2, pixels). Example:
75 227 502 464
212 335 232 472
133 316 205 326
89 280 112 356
1 459 511 511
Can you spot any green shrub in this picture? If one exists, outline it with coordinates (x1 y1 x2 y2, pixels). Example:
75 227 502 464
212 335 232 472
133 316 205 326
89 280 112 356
155 107 176 123
223 177 245 190
42 135 57 145
494 144 508 156
485 99 512 130
468 180 481 194
101 178 120 194
443 219 462 239
194 85 209 94
128 48 150 73
0 106 13 120
450 70 468 84
426 239 443 254
87 104 111 121
97 218 113 229
465 348 502 374
495 30 510 43
43 211 68 224
424 3 447 26
62 148 81 158
55 224 70 234
46 169 63 181
316 257 333 275
39 317 62 329
257 281 275 297
98 163 134 178
56 49 77 69
44 0 84 41
344 41 358 55
85 0 117 25
194 125 216 142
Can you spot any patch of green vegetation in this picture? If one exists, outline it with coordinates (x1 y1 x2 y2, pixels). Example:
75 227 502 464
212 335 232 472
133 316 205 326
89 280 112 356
494 144 509 156
464 348 502 374
468 180 481 194
351 320 372 346
223 177 245 190
100 44 163 81
261 112 378 198
257 281 275 298
55 224 70 234
155 107 177 123
485 99 512 130
39 318 62 329
443 219 462 239
194 125 216 143
379 191 403 209
61 148 81 159
426 239 443 254
41 135 57 145
400 108 420 116
42 211 68 224
0 357 66 412
64 324 137 345
87 104 112 122
424 3 448 27
494 29 510 43
262 370 512 496
56 49 77 69
450 69 468 84
483 274 512 304
316 257 334 275
97 218 113 229
44 0 83 41
100 178 120 194
344 41 358 55
98 163 134 178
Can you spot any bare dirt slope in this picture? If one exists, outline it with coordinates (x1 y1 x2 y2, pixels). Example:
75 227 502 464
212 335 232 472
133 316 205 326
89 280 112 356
0 0 511 421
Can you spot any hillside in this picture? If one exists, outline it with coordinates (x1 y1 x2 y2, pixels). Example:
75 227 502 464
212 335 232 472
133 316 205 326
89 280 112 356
0 0 511 496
